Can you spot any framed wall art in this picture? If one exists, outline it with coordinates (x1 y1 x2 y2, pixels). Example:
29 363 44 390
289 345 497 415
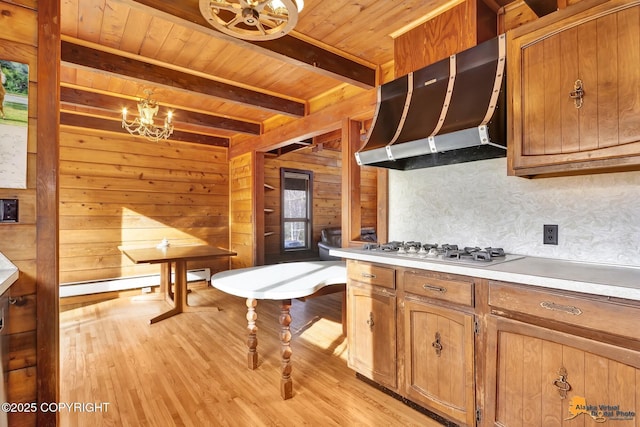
0 59 29 189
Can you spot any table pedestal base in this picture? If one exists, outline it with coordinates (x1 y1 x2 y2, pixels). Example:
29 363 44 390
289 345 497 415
150 260 220 324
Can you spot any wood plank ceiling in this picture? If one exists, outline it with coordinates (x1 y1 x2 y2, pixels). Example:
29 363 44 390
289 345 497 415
59 0 486 148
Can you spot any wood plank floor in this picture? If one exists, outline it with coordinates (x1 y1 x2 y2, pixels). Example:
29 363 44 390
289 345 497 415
60 286 444 426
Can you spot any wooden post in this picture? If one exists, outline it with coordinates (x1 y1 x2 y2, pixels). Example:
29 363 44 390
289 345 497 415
37 0 61 425
341 119 362 246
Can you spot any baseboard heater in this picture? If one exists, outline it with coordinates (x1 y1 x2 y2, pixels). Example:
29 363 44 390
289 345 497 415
59 268 211 298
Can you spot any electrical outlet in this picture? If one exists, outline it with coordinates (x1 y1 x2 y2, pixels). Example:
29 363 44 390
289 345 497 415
543 224 558 245
0 199 19 223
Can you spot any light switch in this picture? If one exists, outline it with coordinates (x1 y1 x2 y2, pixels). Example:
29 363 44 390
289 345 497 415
0 199 18 222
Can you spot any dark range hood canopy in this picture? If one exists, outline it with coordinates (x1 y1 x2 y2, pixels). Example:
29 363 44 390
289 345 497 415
355 34 507 171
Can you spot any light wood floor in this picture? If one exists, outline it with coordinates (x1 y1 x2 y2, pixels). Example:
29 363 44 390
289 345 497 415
60 285 444 426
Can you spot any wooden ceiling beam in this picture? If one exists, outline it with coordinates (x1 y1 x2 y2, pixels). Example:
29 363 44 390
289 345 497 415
61 40 305 117
60 87 261 135
60 112 230 147
230 89 377 158
121 0 376 89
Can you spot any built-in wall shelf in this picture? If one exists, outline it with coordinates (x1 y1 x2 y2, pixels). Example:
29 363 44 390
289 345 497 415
264 208 274 213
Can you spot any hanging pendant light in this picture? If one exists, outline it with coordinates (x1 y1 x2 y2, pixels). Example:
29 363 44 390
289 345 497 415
199 0 305 41
121 90 174 142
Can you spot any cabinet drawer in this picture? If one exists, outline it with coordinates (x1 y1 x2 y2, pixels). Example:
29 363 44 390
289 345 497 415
347 261 395 289
489 281 640 340
402 270 474 307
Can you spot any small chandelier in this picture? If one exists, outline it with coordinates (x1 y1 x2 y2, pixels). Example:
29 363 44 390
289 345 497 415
199 0 304 41
122 90 174 142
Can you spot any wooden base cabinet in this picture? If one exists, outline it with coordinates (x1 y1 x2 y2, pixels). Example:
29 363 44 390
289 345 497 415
346 261 397 389
403 298 477 426
345 261 640 427
399 268 479 426
485 316 640 427
346 262 481 425
485 281 640 426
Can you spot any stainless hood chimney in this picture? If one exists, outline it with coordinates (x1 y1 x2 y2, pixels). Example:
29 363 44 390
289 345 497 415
355 34 507 171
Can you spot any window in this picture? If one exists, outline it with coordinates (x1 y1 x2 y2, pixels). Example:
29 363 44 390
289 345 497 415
281 168 313 251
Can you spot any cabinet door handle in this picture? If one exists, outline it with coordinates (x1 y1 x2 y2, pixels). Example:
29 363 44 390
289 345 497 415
552 367 571 399
361 272 377 279
540 301 582 316
432 332 442 356
8 296 26 306
569 79 585 109
366 312 374 331
423 284 446 293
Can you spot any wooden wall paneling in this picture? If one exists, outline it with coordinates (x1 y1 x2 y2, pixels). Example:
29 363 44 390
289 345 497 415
394 0 497 77
0 18 40 402
229 152 255 268
0 2 52 425
59 128 230 285
359 166 378 228
37 0 60 425
8 294 36 335
7 366 37 426
375 169 388 246
8 331 36 371
0 225 36 262
0 1 38 46
7 260 36 297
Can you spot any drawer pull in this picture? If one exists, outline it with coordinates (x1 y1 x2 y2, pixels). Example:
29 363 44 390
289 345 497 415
361 272 377 279
552 367 571 399
423 284 447 293
540 301 582 316
432 332 443 356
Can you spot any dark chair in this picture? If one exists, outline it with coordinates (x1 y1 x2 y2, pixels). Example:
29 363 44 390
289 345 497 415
318 227 377 260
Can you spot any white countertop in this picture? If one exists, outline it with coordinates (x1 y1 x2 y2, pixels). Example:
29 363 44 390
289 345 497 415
0 252 19 295
330 248 640 301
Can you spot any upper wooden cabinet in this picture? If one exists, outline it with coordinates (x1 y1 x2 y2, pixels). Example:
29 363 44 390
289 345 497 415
508 0 640 177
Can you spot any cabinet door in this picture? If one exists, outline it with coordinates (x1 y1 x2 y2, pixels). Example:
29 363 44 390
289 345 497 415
508 1 640 177
347 283 397 389
486 317 640 427
403 298 476 426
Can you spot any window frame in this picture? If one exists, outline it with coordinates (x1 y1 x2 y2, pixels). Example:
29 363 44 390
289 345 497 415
280 167 313 253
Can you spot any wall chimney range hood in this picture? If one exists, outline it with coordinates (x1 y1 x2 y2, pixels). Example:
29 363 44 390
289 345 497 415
355 34 507 171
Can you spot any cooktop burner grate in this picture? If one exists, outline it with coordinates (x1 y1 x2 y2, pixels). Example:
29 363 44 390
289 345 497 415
359 241 522 267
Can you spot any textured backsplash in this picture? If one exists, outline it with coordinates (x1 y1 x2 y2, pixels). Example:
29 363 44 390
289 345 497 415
388 158 640 267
